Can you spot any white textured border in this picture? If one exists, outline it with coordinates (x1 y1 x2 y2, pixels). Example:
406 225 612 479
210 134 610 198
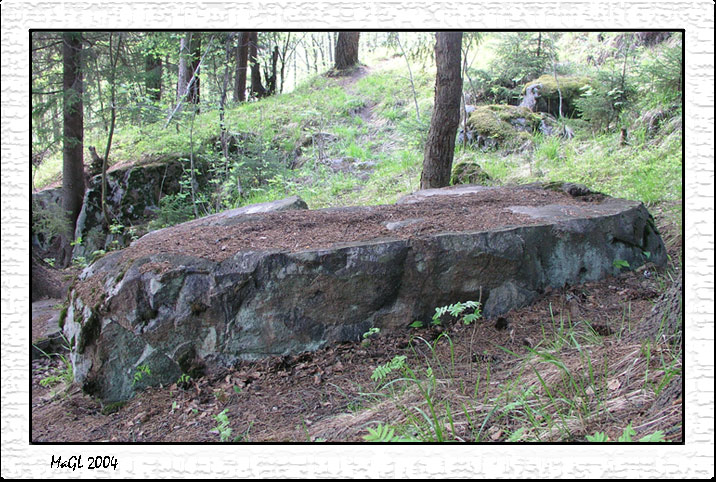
2 1 713 478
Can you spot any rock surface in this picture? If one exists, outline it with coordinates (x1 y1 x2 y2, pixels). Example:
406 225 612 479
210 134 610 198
72 159 188 261
64 184 666 401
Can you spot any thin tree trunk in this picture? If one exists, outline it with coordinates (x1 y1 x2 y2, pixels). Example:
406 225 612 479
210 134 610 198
177 33 192 101
278 32 291 94
249 32 266 99
188 33 201 107
396 34 420 122
93 53 107 132
266 46 279 95
219 33 236 208
165 36 215 128
101 32 122 228
189 105 199 218
420 32 463 190
60 32 84 267
234 32 249 102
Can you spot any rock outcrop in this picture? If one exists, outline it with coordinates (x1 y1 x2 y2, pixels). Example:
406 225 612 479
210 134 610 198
64 185 666 401
72 158 189 261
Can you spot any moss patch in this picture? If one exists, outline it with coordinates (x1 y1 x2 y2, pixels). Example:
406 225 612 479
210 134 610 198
451 159 492 185
101 400 128 415
465 105 542 150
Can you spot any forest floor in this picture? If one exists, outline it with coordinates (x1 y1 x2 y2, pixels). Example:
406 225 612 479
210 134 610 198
30 201 682 443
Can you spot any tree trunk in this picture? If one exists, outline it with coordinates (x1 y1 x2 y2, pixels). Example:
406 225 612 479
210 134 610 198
101 32 121 229
188 33 201 106
234 31 249 102
249 32 266 99
177 33 192 101
266 46 279 95
60 32 85 267
420 32 463 190
334 32 360 70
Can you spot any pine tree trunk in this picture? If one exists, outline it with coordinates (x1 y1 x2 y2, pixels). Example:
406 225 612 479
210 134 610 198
188 33 201 106
177 33 192 101
60 32 85 267
334 32 360 70
266 46 279 95
234 32 249 102
420 32 463 190
249 32 266 98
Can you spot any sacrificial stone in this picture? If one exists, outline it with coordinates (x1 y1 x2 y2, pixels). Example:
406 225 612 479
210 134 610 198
64 185 666 401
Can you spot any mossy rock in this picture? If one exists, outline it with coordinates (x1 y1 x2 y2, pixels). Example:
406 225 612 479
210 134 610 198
463 105 541 151
523 75 593 118
451 159 492 185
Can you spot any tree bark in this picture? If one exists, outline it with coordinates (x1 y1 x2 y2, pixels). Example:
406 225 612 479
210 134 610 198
334 32 360 70
101 32 122 229
188 33 201 105
234 31 249 102
249 32 266 99
266 45 279 95
420 32 463 190
60 32 85 267
177 33 192 101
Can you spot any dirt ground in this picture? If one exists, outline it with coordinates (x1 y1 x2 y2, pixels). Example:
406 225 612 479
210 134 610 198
30 200 682 443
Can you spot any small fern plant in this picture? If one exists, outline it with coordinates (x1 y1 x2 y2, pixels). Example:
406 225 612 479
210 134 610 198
363 423 419 442
371 355 407 384
432 300 482 326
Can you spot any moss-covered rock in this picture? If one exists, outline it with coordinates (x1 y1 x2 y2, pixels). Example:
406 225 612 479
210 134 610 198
451 159 492 185
460 105 541 151
522 75 593 118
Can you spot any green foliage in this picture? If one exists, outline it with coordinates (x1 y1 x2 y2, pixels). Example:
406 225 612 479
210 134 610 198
486 32 557 88
363 423 418 442
33 336 74 396
613 259 630 270
431 300 482 326
150 193 196 229
574 55 637 132
32 199 70 242
211 408 233 442
636 40 682 107
132 363 151 386
586 423 666 442
38 352 74 389
371 355 407 383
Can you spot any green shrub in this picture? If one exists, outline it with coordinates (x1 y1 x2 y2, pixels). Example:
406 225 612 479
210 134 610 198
636 42 682 107
574 67 636 132
32 198 70 244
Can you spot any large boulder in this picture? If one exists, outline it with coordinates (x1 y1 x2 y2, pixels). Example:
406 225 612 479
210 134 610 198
64 184 666 401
